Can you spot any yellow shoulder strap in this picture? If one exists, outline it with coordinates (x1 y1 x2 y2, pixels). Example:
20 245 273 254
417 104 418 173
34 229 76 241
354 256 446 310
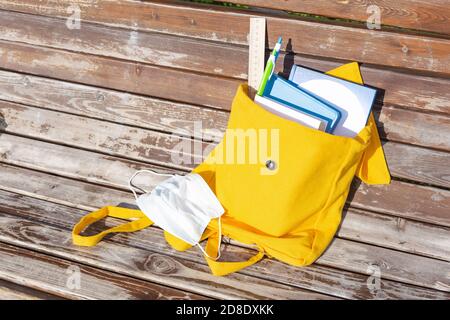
72 206 153 246
204 230 264 276
326 62 391 185
165 223 264 276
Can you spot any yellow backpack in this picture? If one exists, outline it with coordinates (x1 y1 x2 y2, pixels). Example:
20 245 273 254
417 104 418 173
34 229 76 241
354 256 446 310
73 62 390 276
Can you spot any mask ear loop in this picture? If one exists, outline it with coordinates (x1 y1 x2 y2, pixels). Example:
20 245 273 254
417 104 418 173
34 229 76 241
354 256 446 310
197 216 222 261
128 169 173 200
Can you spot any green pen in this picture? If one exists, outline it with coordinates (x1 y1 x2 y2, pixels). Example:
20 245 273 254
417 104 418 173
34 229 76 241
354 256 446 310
257 37 282 96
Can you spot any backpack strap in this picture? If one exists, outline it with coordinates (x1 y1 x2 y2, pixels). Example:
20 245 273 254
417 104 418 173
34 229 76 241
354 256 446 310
72 206 153 246
202 228 265 277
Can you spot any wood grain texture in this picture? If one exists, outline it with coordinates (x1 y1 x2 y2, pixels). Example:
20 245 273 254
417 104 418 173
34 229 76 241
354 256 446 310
224 0 450 34
1 97 449 192
0 153 448 260
0 40 240 110
0 167 448 293
0 279 62 300
376 106 450 151
316 238 450 292
338 208 450 261
0 74 450 168
0 214 333 300
0 70 227 142
0 100 205 171
0 243 208 300
0 43 448 151
1 134 449 228
0 10 247 79
383 142 450 189
0 190 448 299
1 12 450 116
0 1 448 74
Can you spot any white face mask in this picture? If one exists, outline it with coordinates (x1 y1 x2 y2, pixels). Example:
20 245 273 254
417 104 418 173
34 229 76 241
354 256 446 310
128 170 224 260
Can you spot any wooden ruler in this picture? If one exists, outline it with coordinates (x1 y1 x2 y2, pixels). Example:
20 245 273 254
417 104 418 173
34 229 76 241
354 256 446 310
248 17 266 98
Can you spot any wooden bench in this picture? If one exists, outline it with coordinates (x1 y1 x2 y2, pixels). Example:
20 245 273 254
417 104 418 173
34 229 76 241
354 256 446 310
0 0 449 299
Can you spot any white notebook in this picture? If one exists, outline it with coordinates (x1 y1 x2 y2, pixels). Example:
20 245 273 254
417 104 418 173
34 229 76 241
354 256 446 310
289 66 377 137
254 94 327 131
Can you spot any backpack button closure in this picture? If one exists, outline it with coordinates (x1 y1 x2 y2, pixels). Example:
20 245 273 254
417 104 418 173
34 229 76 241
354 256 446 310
265 160 276 170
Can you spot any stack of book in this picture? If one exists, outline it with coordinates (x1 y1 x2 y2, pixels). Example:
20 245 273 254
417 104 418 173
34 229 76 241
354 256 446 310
254 38 377 137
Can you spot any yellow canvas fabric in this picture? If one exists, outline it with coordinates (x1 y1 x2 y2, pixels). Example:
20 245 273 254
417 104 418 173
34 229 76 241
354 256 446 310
72 62 390 276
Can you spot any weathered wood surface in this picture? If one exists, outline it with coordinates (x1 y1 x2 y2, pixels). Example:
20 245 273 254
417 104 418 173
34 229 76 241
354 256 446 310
0 67 449 150
0 279 62 300
223 0 450 35
0 243 208 300
0 0 448 300
382 142 450 189
1 85 450 185
0 100 205 171
1 134 449 229
0 161 448 262
0 213 334 300
0 1 448 74
0 190 448 299
0 40 240 110
1 18 450 116
0 70 228 142
0 168 448 293
0 42 448 152
0 10 246 79
376 106 450 152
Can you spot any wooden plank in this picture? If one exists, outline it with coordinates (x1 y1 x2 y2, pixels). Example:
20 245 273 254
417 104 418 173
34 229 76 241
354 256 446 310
0 190 447 299
0 1 448 74
224 0 450 35
349 179 450 227
0 40 241 110
0 100 205 171
383 142 450 189
0 70 227 142
338 208 450 261
376 106 450 152
1 134 449 227
0 242 208 300
2 14 450 116
0 279 62 300
316 238 450 292
0 10 246 79
0 214 333 300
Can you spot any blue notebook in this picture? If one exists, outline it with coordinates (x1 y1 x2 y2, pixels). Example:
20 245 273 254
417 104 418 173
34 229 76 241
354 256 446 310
262 75 342 133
